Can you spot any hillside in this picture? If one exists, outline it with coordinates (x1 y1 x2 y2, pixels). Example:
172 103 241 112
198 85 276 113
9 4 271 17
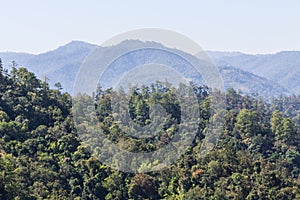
0 41 299 97
0 41 97 92
208 51 300 94
0 67 300 199
219 66 289 97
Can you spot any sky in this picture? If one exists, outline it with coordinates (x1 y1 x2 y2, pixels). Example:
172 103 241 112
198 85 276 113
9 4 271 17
0 0 299 54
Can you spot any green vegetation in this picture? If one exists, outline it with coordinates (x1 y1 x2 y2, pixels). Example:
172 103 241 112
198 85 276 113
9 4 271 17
0 61 300 199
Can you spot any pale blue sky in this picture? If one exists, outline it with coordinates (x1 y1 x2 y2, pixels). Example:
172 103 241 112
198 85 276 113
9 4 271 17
0 0 299 54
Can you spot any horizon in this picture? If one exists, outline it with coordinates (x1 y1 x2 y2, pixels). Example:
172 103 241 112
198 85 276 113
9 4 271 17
1 40 299 56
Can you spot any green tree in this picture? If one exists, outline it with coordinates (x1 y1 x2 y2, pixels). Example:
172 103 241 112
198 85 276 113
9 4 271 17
270 110 283 135
128 174 160 200
54 82 63 91
234 109 261 139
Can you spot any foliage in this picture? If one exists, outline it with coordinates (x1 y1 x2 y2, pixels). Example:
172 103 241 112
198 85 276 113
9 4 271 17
0 65 299 199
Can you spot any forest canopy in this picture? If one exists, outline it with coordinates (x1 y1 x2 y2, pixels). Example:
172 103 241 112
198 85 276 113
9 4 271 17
0 61 300 199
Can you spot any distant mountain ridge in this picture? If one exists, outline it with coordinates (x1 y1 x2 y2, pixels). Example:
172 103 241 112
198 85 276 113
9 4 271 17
208 50 300 94
0 41 299 97
218 66 289 97
0 41 97 92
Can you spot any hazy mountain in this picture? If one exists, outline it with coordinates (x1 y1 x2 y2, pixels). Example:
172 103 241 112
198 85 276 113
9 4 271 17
0 41 97 92
208 51 300 94
0 41 297 97
219 66 289 97
0 52 34 67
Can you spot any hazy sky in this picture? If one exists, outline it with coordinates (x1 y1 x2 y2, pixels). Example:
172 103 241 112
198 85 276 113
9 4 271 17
0 0 299 54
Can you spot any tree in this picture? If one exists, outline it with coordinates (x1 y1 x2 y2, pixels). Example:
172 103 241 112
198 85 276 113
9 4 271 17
271 110 298 145
54 82 63 91
0 111 9 122
0 58 3 78
270 110 283 135
128 174 160 200
280 118 297 145
234 109 261 139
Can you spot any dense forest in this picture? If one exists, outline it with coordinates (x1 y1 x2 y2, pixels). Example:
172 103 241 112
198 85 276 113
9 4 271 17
1 59 300 199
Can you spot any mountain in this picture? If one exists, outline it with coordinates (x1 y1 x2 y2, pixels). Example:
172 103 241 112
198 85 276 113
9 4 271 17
0 41 298 97
218 66 289 97
208 51 300 94
0 41 97 92
0 52 34 67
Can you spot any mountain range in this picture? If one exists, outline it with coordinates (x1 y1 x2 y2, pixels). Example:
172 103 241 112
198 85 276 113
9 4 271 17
0 41 298 97
208 50 300 94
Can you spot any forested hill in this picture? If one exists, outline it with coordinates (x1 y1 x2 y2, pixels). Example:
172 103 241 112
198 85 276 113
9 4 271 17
1 63 300 199
0 41 97 94
208 51 300 94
